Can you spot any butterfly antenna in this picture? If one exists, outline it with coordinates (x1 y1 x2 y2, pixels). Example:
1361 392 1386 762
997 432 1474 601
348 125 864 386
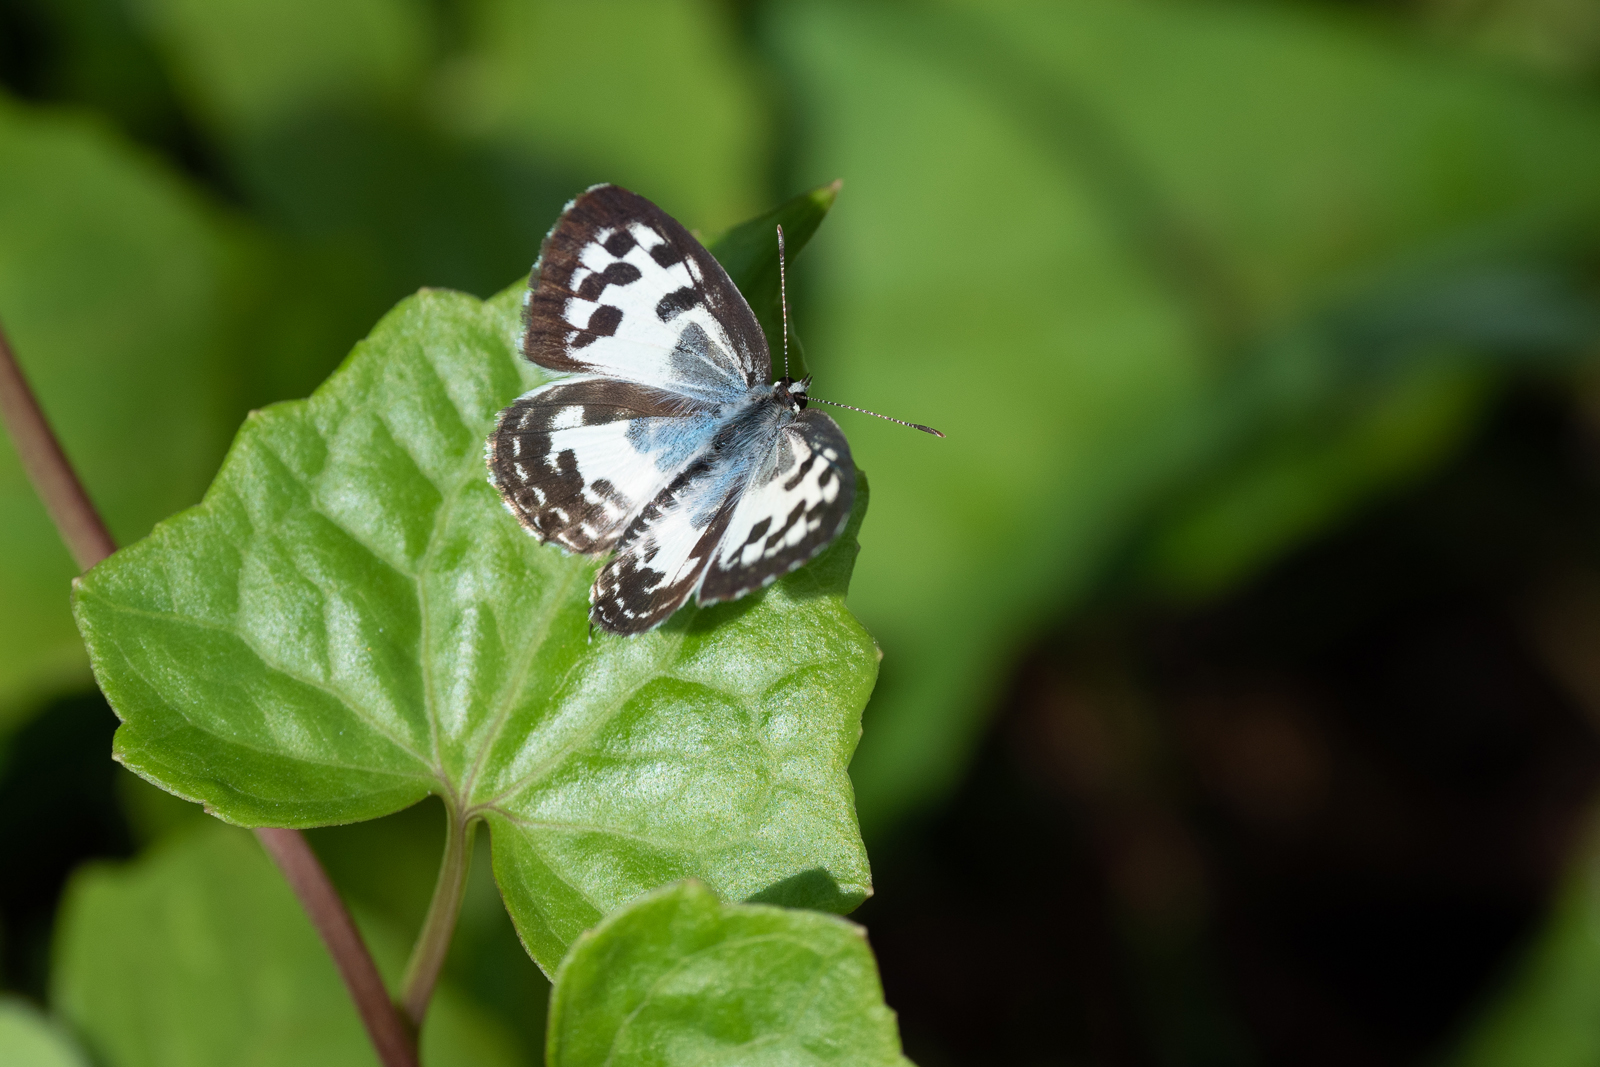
806 396 945 437
776 224 791 381
776 223 941 437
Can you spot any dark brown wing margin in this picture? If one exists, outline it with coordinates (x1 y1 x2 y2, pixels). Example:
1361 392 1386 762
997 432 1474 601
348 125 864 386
522 184 770 386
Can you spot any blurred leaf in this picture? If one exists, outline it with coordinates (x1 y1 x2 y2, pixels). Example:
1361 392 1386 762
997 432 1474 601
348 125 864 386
1137 358 1495 598
768 0 1600 835
52 821 521 1067
546 881 912 1067
0 998 87 1067
0 95 251 732
439 0 770 233
1443 816 1600 1067
134 0 578 401
704 180 842 381
126 0 778 412
133 0 429 132
1424 0 1600 80
74 205 876 972
4 0 191 151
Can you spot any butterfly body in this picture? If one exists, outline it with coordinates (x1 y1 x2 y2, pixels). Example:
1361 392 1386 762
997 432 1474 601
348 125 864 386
488 185 854 635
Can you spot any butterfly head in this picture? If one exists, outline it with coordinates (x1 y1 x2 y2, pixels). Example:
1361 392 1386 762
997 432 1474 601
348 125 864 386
774 375 811 415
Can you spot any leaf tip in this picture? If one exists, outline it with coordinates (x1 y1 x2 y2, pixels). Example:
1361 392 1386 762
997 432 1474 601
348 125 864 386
813 178 844 210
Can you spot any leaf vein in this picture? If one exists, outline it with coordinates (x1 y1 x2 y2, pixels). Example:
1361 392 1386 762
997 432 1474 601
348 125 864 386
90 598 434 769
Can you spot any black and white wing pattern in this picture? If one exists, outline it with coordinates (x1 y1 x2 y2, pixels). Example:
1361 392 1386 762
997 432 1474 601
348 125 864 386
524 183 770 402
489 183 859 636
699 412 854 604
487 377 710 554
588 458 737 633
588 411 854 632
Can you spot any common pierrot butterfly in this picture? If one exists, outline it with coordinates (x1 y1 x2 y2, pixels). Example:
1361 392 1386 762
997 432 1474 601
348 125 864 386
487 184 939 635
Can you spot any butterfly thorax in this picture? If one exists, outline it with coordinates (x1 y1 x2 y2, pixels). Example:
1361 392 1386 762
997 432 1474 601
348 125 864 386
773 376 810 415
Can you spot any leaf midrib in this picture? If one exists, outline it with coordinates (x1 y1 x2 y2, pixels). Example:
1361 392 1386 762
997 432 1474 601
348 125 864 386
464 627 701 811
381 329 541 805
456 558 588 807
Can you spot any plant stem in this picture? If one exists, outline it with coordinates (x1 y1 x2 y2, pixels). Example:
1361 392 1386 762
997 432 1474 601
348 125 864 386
401 806 475 1029
0 320 114 571
257 829 421 1067
0 319 419 1067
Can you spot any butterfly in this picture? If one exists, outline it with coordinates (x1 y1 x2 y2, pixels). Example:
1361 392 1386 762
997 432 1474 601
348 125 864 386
487 184 939 635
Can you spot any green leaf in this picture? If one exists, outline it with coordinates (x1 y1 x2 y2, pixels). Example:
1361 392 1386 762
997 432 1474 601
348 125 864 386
1443 820 1600 1067
443 0 770 234
546 881 912 1067
0 998 88 1067
1137 358 1496 599
73 199 877 972
134 0 429 133
0 95 253 731
704 181 842 382
52 821 520 1067
768 0 1600 835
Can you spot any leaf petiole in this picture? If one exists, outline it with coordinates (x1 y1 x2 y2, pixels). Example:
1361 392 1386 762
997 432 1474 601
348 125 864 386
400 803 477 1029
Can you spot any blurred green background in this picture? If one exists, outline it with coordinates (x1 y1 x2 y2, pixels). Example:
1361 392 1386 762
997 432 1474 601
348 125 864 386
8 0 1600 1063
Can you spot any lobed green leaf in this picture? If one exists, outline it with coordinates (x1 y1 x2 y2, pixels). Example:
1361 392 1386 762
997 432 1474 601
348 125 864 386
73 189 877 971
546 881 912 1067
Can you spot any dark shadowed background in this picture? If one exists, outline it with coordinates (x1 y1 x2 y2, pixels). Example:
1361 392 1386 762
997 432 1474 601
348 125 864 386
6 0 1600 1063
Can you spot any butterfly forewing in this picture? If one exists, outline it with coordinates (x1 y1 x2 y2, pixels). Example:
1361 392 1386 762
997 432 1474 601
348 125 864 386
699 410 855 605
526 185 770 400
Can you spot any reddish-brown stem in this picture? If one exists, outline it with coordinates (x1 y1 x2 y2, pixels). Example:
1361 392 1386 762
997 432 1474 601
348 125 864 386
0 319 419 1067
257 829 420 1067
0 321 114 571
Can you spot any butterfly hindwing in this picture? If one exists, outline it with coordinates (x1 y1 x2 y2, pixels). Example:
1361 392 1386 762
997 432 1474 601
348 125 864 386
587 408 855 633
487 377 713 554
589 458 735 633
526 185 770 401
699 410 855 605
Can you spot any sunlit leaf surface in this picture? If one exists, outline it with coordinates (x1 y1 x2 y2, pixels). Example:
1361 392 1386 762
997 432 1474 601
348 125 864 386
73 189 877 971
546 881 912 1067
